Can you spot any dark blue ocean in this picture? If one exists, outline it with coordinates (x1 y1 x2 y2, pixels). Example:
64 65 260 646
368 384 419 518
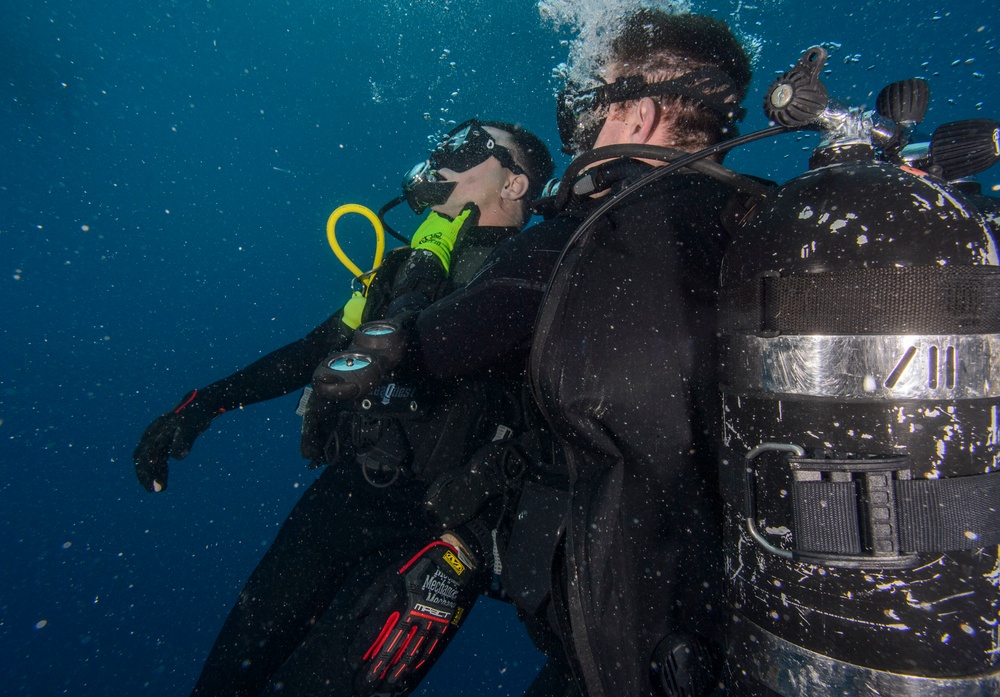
2 0 997 694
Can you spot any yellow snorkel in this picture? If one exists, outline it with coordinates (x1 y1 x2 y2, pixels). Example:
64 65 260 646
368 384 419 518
324 163 463 330
326 204 387 329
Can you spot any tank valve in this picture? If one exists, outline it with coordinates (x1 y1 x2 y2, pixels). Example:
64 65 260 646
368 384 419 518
764 46 829 127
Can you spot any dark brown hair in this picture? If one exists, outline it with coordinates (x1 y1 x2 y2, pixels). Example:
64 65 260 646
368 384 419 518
610 10 753 148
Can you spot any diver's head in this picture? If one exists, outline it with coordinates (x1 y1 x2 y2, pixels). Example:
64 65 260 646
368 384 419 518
558 10 752 157
407 119 553 228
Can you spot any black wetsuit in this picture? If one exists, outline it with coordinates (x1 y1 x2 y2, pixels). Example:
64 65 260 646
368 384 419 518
190 225 521 697
415 168 737 696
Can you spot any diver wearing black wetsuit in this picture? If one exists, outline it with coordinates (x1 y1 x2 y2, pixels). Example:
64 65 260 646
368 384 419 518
133 119 555 697
181 225 521 697
412 12 753 696
414 166 737 696
530 170 735 697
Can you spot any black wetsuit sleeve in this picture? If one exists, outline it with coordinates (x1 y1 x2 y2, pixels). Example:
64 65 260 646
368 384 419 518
194 246 428 412
414 219 576 377
198 310 354 411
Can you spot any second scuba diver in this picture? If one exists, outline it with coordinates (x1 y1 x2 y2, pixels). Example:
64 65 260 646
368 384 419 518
395 11 754 696
132 119 553 696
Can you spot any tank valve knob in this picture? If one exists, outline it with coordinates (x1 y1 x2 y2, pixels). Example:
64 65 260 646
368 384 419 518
930 119 1000 180
764 46 829 127
876 79 930 126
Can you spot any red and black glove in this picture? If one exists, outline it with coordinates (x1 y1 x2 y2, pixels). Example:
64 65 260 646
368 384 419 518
132 389 224 492
351 537 489 695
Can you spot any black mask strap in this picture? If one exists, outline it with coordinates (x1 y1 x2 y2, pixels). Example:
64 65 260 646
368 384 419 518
594 68 746 123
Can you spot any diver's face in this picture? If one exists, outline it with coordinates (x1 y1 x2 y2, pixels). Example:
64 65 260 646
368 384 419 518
432 127 519 220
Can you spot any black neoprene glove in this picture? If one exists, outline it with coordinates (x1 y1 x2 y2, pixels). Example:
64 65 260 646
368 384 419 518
350 534 489 695
422 438 527 530
132 389 225 492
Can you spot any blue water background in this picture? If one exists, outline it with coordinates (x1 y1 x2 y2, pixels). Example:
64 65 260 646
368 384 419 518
2 0 998 694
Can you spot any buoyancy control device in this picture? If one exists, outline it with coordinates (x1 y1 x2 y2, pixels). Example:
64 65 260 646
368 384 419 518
718 47 1000 695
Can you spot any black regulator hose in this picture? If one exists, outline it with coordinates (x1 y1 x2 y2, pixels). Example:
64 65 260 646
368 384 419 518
554 139 778 211
376 195 412 245
556 125 792 264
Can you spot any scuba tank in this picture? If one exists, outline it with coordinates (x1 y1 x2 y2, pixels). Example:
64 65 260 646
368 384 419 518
718 47 1000 695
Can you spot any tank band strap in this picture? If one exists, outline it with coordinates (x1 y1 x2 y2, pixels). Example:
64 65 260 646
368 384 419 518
896 474 1000 552
723 266 1000 334
791 469 1000 557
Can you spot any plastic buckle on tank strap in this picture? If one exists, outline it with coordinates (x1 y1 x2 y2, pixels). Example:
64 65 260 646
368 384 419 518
743 444 921 569
787 456 920 569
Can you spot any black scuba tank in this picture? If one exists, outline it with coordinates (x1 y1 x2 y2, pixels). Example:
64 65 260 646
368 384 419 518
712 46 1000 695
718 151 1000 694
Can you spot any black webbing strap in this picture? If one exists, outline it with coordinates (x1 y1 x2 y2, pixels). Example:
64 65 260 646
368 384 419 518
896 474 1000 552
793 481 863 555
792 470 1000 556
722 266 1000 334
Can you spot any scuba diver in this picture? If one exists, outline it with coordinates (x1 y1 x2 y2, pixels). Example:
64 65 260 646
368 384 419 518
396 10 755 696
411 12 1000 697
131 119 553 696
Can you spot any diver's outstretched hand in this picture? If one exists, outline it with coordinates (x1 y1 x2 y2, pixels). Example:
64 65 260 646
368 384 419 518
350 535 487 695
133 389 222 492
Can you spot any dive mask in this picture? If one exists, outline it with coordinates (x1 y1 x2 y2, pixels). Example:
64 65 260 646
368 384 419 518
430 119 526 175
556 67 747 155
402 119 527 214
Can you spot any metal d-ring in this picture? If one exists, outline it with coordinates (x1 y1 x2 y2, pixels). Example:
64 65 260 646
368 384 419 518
744 442 806 559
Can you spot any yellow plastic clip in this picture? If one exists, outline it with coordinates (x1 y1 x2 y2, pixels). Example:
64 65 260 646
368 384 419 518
326 204 386 290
